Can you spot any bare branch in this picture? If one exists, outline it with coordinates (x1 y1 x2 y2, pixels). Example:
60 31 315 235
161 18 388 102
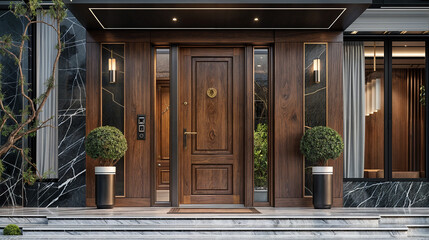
0 100 18 125
11 145 42 179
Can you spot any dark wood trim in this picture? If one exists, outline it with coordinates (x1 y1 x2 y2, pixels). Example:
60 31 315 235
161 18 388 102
150 46 156 206
87 31 150 43
244 45 254 207
85 42 101 201
273 42 304 206
268 45 274 206
275 31 343 43
170 45 179 207
328 42 344 199
151 30 274 45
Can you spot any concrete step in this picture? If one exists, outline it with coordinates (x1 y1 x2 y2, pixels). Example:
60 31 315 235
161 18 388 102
47 215 381 226
380 215 429 225
0 235 417 240
21 225 409 237
0 215 47 225
407 224 429 237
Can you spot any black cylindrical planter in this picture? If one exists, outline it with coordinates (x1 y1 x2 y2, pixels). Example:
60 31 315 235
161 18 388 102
95 166 116 209
312 166 333 209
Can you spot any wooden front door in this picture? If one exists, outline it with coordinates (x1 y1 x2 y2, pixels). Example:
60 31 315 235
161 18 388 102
179 47 245 204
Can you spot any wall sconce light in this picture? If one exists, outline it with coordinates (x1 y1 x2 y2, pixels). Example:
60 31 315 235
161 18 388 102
374 78 381 111
108 50 116 84
313 58 321 83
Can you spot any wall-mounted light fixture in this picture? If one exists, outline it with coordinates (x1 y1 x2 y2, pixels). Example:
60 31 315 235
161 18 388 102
108 50 116 83
313 58 321 83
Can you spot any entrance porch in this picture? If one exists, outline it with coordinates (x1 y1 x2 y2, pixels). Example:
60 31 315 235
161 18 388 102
1 207 429 238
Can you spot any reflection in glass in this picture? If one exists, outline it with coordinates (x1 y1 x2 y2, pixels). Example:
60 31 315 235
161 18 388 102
363 41 385 178
101 44 125 196
254 48 269 202
155 48 170 202
304 43 327 196
392 41 426 178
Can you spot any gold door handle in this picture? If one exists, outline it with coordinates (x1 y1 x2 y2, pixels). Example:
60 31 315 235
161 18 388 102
183 129 197 149
184 131 197 135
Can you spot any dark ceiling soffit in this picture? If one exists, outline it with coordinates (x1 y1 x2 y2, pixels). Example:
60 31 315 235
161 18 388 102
65 2 370 31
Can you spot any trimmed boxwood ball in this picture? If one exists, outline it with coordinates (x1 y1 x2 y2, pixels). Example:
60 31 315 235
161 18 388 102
3 224 21 235
300 126 344 166
85 126 128 166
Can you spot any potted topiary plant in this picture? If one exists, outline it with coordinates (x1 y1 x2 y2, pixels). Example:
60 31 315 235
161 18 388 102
85 126 127 209
300 126 343 209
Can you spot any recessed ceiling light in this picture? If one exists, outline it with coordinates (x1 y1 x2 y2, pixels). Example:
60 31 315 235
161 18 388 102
351 31 358 34
172 17 178 22
254 17 259 22
257 64 262 68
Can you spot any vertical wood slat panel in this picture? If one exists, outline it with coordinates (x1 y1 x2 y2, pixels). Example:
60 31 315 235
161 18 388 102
274 42 304 203
125 42 151 200
85 42 101 200
328 42 344 199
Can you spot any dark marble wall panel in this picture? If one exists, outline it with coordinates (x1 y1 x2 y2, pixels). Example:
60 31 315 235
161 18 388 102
0 10 86 207
0 10 29 207
344 181 429 207
24 11 86 207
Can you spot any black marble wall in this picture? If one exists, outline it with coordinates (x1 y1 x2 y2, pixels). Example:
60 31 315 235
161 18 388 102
0 10 28 207
344 181 429 207
0 10 86 207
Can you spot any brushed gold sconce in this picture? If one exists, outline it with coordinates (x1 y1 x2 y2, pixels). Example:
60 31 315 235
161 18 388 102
108 50 116 84
313 58 321 83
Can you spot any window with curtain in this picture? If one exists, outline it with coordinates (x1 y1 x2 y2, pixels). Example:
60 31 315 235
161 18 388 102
36 14 58 179
344 40 427 179
391 41 426 179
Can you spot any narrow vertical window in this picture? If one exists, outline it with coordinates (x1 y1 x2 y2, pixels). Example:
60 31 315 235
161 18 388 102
155 48 170 202
101 44 125 196
36 14 59 179
254 48 269 202
363 41 385 179
392 41 426 179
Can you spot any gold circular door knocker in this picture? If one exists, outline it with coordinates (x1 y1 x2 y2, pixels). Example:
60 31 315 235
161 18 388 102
207 87 217 98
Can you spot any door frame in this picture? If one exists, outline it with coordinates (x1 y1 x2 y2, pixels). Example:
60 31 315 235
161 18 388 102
152 44 256 207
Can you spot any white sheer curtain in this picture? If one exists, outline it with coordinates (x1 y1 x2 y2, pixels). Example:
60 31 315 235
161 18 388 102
343 41 365 178
36 14 58 179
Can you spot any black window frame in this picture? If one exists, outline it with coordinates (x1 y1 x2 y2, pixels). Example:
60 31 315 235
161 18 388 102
344 35 429 182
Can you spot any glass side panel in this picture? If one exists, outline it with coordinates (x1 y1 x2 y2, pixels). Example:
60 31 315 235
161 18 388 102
101 44 125 196
363 41 385 179
155 48 170 202
392 41 426 179
254 48 269 202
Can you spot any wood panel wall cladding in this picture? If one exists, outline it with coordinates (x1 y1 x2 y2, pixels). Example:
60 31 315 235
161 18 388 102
86 30 343 207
